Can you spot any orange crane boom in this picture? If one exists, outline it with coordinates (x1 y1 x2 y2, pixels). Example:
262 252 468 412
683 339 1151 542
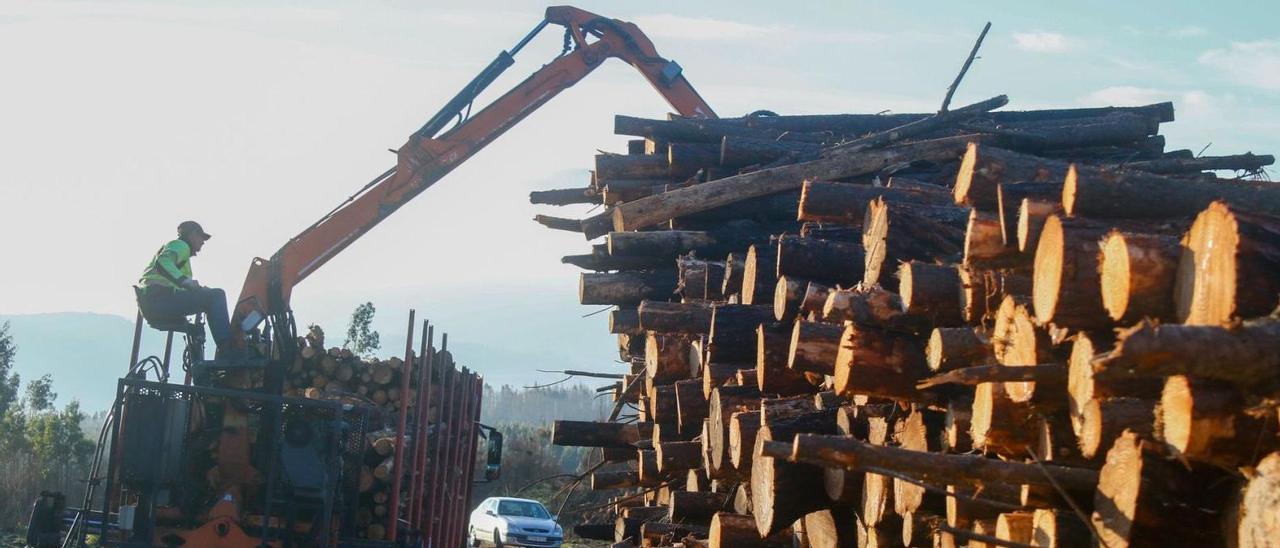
232 5 716 333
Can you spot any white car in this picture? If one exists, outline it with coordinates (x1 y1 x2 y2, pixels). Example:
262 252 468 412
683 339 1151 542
468 497 564 548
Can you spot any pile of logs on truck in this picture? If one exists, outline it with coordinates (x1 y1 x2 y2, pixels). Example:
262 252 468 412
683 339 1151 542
289 319 484 545
531 97 1280 547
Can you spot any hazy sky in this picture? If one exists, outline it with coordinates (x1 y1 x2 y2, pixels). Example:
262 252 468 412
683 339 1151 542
2 0 1278 388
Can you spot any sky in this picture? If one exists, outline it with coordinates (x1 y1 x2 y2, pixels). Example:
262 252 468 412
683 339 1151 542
2 0 1279 390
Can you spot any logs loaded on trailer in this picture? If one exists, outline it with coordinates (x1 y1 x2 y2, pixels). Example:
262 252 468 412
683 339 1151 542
533 79 1279 547
287 322 483 544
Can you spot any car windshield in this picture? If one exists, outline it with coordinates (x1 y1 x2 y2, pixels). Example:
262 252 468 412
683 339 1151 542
497 500 550 519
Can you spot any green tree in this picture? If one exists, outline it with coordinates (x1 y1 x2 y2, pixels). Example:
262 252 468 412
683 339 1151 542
0 321 19 418
25 374 56 413
343 302 381 357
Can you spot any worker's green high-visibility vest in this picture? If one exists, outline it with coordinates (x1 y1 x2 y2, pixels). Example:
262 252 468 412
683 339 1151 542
139 239 193 290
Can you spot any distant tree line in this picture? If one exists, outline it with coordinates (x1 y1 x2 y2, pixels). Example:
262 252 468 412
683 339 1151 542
0 321 95 530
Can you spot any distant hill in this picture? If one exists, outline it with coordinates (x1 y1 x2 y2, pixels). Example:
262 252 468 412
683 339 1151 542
1 285 619 412
0 312 170 411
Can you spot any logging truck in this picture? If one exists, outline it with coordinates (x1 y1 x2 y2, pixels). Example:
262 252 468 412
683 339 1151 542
26 6 715 547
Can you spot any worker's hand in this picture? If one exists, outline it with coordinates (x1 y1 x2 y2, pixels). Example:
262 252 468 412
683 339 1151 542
181 279 202 290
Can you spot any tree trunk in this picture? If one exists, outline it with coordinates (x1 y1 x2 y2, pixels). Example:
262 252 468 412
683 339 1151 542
964 210 1025 268
862 199 968 289
669 142 722 179
703 361 750 399
822 284 927 334
833 324 930 402
669 491 731 522
596 152 671 180
1239 451 1280 548
757 323 815 395
1158 375 1280 468
1124 152 1274 174
1093 319 1280 395
720 136 820 170
708 386 763 472
741 243 778 306
958 266 1032 324
645 333 692 385
709 512 791 548
1063 162 1280 219
926 327 993 372
997 182 1065 248
721 252 746 299
609 308 642 335
657 440 704 473
789 320 844 376
797 180 953 225
773 275 809 323
676 378 710 433
1079 396 1155 464
1031 509 1091 548
785 433 1099 493
530 187 599 205
552 420 641 448
894 409 947 518
1099 228 1183 323
953 143 1073 211
1176 201 1280 325
898 262 963 326
803 507 859 548
580 271 678 306
751 425 832 537
1091 431 1234 548
728 410 762 471
709 304 776 362
639 300 714 335
610 136 974 232
1014 198 1061 254
970 382 1039 458
1031 215 1112 329
777 234 866 286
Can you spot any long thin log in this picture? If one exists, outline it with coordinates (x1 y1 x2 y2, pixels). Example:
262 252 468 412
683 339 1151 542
918 364 1066 390
1063 162 1280 219
606 136 976 232
1092 319 1280 395
777 434 1099 492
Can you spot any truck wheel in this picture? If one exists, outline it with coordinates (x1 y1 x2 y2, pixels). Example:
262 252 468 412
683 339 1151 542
493 529 504 548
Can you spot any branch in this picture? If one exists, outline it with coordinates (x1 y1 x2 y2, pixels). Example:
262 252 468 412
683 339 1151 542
941 22 993 112
537 369 627 380
827 95 1007 154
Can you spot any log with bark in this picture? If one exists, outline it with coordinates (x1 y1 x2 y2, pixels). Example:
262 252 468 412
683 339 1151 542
797 179 953 225
898 262 963 326
1158 375 1279 468
1031 215 1112 329
580 271 678 306
638 300 714 335
1062 161 1280 219
1092 319 1280 395
788 320 844 376
1175 201 1280 325
756 323 815 395
953 143 1073 211
1098 227 1183 323
1091 431 1234 548
862 199 968 288
833 323 930 402
776 234 865 286
606 136 975 232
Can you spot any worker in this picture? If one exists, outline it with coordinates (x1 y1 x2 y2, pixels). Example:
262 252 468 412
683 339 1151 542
137 221 242 362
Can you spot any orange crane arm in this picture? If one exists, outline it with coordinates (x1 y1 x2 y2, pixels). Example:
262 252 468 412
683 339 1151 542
232 6 716 332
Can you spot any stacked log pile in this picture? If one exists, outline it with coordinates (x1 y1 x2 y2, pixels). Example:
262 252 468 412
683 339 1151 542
535 98 1280 547
288 321 483 545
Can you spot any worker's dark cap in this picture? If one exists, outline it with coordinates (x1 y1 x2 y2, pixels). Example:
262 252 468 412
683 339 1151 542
178 221 212 241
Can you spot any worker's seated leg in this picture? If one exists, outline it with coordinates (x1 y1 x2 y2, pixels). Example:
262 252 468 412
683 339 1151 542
139 285 244 365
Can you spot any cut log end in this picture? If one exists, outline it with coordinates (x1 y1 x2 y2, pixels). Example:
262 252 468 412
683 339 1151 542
1032 214 1065 326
